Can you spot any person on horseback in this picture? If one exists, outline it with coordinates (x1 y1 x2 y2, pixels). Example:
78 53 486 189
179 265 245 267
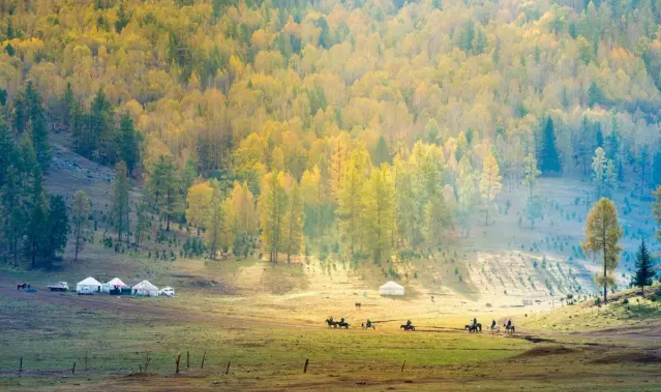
329 316 334 322
366 319 372 328
340 317 345 324
406 319 412 327
506 319 512 328
491 319 496 329
472 318 477 327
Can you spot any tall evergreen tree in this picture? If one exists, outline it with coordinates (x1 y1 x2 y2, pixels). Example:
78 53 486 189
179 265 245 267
45 195 69 266
149 156 182 232
112 161 130 242
0 115 14 187
25 82 51 170
72 190 91 261
118 114 140 175
12 91 27 134
90 87 115 164
633 238 655 298
538 117 561 175
61 82 75 131
26 167 50 269
372 135 391 166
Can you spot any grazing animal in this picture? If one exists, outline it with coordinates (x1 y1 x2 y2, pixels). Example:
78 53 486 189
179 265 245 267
464 323 482 333
355 302 361 310
400 324 416 331
504 324 516 334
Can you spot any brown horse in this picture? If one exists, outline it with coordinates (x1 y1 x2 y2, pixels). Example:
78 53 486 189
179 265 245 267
355 302 361 310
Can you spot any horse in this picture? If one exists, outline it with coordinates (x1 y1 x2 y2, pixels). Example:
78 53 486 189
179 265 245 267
355 302 362 310
489 325 500 333
336 321 350 329
361 322 376 330
400 324 416 331
17 282 26 290
325 318 338 328
504 324 516 334
464 323 482 333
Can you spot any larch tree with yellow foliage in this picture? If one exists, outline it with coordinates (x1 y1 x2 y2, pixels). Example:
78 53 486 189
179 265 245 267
259 172 288 263
581 198 623 304
184 180 229 260
338 144 369 257
362 165 395 264
283 183 304 263
479 153 502 226
225 181 259 259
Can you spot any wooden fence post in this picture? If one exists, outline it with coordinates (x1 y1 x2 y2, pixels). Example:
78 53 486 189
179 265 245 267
304 359 309 374
401 360 406 373
19 357 23 372
84 350 89 371
200 351 207 369
175 353 181 374
72 362 76 374
225 360 231 375
186 351 190 369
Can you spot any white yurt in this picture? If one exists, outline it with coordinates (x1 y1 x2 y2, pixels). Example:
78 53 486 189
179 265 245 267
76 277 103 293
103 277 128 293
133 280 158 296
379 281 405 296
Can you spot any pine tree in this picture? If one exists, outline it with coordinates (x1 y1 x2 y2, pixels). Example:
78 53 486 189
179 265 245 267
538 117 561 175
12 91 27 134
479 153 502 225
118 114 140 175
72 190 91 261
581 198 622 304
45 195 69 266
283 183 304 263
90 87 115 164
134 199 149 246
0 114 14 187
61 82 75 131
149 156 182 232
25 82 51 170
633 238 655 298
652 185 661 243
373 135 391 166
26 167 50 269
111 161 130 242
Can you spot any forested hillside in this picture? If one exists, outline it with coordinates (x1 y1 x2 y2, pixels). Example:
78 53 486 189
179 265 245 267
2 0 661 271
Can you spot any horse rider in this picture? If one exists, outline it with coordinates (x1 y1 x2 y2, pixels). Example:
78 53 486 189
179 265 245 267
340 317 345 324
329 316 334 323
491 319 496 329
506 319 512 328
406 319 412 327
366 319 372 328
472 318 478 328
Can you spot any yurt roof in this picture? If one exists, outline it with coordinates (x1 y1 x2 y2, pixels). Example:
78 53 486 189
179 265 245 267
77 277 102 286
379 281 404 289
133 280 158 290
107 277 128 287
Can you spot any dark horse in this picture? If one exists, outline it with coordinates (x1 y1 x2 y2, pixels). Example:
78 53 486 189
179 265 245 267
465 323 482 333
17 282 26 290
325 318 338 328
504 324 516 334
336 321 350 329
400 324 416 331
